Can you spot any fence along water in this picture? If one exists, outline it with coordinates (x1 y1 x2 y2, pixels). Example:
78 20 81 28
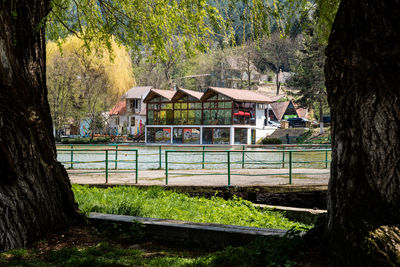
164 149 331 186
57 148 138 183
56 144 330 185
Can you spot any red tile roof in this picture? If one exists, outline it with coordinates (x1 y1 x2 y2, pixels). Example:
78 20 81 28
296 107 308 118
109 100 126 115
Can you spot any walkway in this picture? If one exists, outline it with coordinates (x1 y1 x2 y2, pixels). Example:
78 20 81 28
68 168 329 186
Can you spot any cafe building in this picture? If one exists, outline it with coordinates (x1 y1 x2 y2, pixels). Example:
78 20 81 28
144 87 275 145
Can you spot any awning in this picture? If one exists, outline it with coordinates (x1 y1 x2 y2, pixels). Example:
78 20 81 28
233 111 245 116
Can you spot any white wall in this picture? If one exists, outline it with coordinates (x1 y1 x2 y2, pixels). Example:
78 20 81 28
255 106 266 128
255 127 276 143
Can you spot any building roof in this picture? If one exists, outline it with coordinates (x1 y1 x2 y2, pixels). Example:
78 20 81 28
109 100 126 115
172 88 203 101
296 107 308 118
143 88 176 102
270 101 290 121
122 86 152 99
202 87 273 103
270 101 309 120
293 103 309 119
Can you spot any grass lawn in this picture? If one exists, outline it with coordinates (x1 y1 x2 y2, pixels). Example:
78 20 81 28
0 225 212 267
0 186 324 266
1 224 318 266
72 185 312 230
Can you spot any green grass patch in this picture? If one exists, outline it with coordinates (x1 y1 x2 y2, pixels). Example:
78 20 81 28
0 242 200 267
72 185 312 230
1 233 307 267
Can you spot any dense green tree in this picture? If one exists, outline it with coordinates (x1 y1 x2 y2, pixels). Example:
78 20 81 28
253 32 299 95
287 28 327 133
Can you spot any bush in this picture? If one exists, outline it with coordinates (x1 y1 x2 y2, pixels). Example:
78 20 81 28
61 136 112 144
261 137 282 144
295 130 312 144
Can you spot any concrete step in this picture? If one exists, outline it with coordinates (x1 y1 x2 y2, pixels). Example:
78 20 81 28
89 212 288 246
269 128 307 139
254 204 326 225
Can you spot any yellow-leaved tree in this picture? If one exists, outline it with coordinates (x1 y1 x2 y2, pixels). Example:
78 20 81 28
47 36 135 138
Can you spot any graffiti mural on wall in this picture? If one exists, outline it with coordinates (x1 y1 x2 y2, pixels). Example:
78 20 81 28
80 119 90 137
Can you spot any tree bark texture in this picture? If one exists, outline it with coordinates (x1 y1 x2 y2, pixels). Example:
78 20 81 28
325 0 400 265
0 1 79 251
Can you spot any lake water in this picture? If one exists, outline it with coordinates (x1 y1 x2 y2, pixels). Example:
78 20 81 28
56 144 331 171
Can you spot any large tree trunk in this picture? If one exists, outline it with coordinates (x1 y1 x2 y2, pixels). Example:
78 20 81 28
0 1 79 251
325 0 400 265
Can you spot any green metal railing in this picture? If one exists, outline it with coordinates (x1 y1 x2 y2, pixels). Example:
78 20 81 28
56 143 331 170
57 148 138 184
164 149 331 186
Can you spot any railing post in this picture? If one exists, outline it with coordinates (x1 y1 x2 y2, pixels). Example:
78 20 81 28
135 150 138 184
70 145 74 169
282 146 285 168
165 151 168 185
325 149 328 169
289 151 292 184
105 150 109 184
202 146 205 169
227 151 231 186
159 146 162 169
242 145 245 169
114 145 118 170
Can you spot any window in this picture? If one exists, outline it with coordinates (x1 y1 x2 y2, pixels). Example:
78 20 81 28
147 96 173 125
146 127 171 144
234 128 248 144
131 117 135 127
173 128 200 144
202 128 230 144
115 117 120 125
130 99 142 112
173 95 202 125
202 93 232 125
233 102 256 125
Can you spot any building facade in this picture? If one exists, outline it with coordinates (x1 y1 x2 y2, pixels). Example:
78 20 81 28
122 86 152 136
144 87 277 145
108 100 128 136
108 86 151 137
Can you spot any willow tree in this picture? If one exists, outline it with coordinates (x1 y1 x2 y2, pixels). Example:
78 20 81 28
47 36 135 138
0 0 221 251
